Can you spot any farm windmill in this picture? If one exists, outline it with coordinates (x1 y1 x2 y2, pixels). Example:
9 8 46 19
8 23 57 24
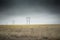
12 20 15 24
26 17 31 24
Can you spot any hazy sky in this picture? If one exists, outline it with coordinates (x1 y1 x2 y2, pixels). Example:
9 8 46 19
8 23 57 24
0 0 60 24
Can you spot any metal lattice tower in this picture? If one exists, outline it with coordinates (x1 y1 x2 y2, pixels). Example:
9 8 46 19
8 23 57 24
26 17 30 24
12 20 15 24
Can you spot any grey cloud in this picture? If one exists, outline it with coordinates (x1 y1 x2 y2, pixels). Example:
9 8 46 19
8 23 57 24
0 0 60 24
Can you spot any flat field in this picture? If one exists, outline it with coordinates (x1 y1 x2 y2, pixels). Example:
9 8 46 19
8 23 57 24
0 24 60 40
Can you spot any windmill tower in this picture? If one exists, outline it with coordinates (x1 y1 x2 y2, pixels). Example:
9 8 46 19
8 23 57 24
26 17 30 24
12 20 15 24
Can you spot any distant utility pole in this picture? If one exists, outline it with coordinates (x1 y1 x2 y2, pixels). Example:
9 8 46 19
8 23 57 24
26 17 30 24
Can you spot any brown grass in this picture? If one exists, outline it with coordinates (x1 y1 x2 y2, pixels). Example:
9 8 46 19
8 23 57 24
0 24 60 40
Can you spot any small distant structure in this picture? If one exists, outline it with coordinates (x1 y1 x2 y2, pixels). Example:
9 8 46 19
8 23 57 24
26 17 31 24
12 20 15 24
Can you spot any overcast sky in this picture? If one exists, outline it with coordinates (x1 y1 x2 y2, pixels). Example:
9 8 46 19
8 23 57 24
0 0 60 24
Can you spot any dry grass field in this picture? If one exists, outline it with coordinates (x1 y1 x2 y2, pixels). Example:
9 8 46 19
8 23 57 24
0 24 60 40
